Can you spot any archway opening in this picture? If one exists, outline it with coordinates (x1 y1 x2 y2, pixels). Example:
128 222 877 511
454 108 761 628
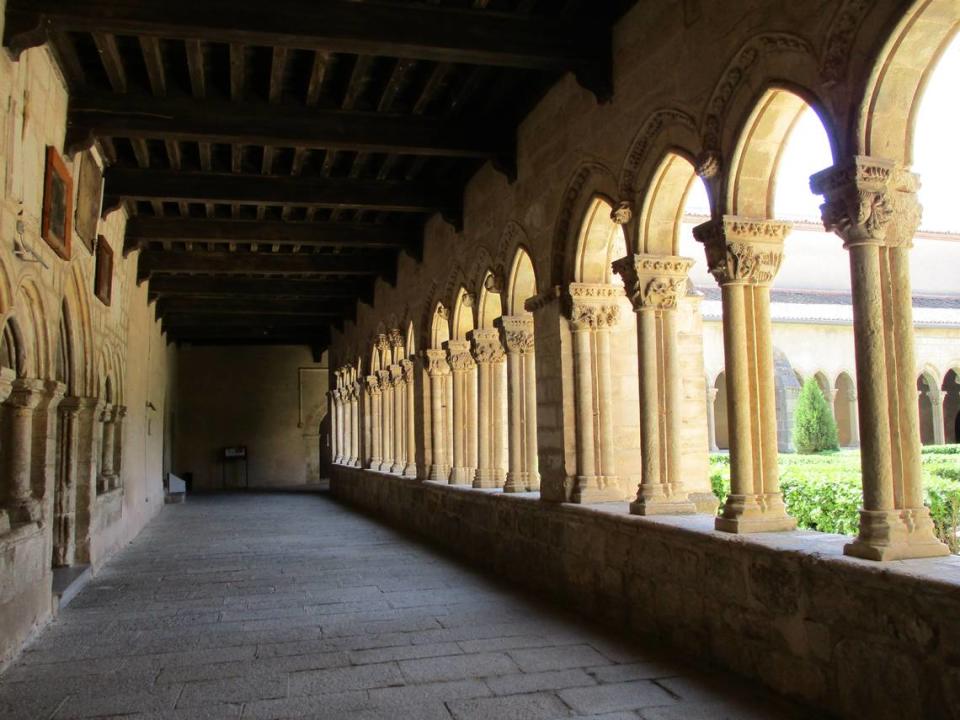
835 372 858 447
508 249 537 316
917 373 937 446
714 372 729 451
943 369 960 444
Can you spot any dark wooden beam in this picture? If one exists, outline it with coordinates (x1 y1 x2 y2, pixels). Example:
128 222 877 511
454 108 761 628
6 0 607 75
169 335 331 349
68 92 505 159
106 167 458 215
125 217 418 255
156 296 349 316
147 275 365 299
137 249 391 281
163 314 334 329
92 31 127 93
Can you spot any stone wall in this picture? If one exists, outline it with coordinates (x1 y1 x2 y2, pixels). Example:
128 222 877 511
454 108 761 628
331 466 960 720
174 345 328 490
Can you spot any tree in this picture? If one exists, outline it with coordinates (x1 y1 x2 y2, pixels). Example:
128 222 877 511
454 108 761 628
793 379 839 454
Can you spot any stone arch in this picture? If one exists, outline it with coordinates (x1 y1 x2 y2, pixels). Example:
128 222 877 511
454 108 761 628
551 162 620 286
0 315 27 376
638 151 702 255
619 108 699 206
507 246 538 316
857 0 960 164
477 271 503 330
814 371 832 404
451 287 475 340
11 279 49 380
430 303 450 350
917 370 940 445
773 348 802 452
62 265 94 397
942 367 960 443
405 322 416 358
835 371 859 447
574 196 628 284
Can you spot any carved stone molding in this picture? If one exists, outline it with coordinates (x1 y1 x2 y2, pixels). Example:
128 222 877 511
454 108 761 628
365 374 381 395
619 108 696 197
613 254 694 311
424 349 450 377
810 156 920 248
400 358 415 383
445 339 476 372
564 283 622 330
497 315 535 354
470 328 506 364
820 0 874 84
693 217 788 286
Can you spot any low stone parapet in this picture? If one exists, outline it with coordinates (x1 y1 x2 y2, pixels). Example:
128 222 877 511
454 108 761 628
330 465 960 720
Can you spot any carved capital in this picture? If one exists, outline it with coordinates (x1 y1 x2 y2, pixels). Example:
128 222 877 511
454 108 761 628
400 358 415 383
613 253 693 310
376 369 392 389
376 333 391 356
389 364 405 387
695 150 721 179
610 201 633 225
470 329 505 364
365 374 381 395
388 328 403 350
693 217 788 286
8 377 46 410
497 315 535 354
445 339 475 372
564 283 622 330
810 156 921 248
424 349 450 377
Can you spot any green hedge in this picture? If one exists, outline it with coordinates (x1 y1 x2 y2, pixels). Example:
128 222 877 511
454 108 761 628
709 451 960 553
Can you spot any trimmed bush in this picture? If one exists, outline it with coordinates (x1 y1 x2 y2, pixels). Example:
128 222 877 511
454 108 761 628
793 379 839 454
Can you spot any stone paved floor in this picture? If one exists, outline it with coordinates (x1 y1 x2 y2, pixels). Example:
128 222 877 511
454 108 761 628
0 493 811 720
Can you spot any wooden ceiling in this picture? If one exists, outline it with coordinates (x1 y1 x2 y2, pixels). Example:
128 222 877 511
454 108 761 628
4 0 630 354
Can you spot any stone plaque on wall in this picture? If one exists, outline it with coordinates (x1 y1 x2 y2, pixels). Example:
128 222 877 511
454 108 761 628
74 150 103 254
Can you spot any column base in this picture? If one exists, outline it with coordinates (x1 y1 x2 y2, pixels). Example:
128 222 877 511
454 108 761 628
350 459 362 468
402 464 418 479
715 493 797 533
449 466 474 485
843 507 950 561
504 472 537 493
376 461 392 473
428 465 450 482
8 498 42 524
367 458 382 471
688 491 720 515
472 468 500 489
571 476 623 504
630 493 696 516
390 462 404 474
525 473 541 493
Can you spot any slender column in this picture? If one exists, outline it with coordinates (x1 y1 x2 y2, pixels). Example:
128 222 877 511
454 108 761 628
425 350 451 481
402 360 418 477
332 388 342 464
812 157 947 559
445 340 475 485
377 369 393 471
390 365 405 474
112 405 127 490
614 254 696 514
361 382 372 467
350 382 360 467
99 405 119 493
52 393 80 566
522 348 539 491
565 283 622 503
365 376 382 469
70 396 100 564
470 329 506 488
493 353 508 486
928 390 946 445
694 218 796 532
706 387 719 452
847 390 860 447
5 378 46 522
0 369 13 533
339 387 350 466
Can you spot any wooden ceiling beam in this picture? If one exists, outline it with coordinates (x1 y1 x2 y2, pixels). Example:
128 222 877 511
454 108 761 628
6 0 606 75
68 92 505 159
137 249 392 280
157 296 349 315
124 217 418 254
147 275 365 299
106 167 458 215
163 314 335 329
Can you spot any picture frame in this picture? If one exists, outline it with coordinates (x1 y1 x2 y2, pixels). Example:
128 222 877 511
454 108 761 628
41 146 73 260
74 149 103 254
94 235 113 306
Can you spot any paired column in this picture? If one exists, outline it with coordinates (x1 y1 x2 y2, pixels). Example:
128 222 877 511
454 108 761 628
377 368 394 472
390 364 406 474
401 359 418 477
565 283 622 503
470 329 508 488
54 395 84 567
365 375 383 469
5 378 46 523
614 254 697 515
0 368 15 533
349 383 361 467
98 405 119 493
927 390 946 445
445 340 477 485
693 217 796 533
812 156 948 559
330 389 341 464
499 316 540 492
425 349 451 481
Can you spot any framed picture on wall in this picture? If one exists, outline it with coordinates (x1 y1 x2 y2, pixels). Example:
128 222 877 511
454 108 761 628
42 146 73 260
94 235 113 306
74 149 103 254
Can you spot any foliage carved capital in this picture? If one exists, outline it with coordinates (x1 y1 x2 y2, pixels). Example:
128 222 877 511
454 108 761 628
693 217 788 286
613 254 693 310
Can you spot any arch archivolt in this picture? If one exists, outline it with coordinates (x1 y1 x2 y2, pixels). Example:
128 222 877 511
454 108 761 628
618 108 698 208
62 264 95 397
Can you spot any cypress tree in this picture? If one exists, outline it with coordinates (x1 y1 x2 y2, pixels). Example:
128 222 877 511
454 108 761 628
793 379 840 454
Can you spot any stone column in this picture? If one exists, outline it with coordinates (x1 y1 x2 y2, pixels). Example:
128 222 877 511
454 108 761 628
99 405 119 493
563 284 623 503
694 218 796 533
0 368 15 533
54 394 81 566
361 382 372 467
402 359 418 477
365 375 382 469
706 387 719 452
928 390 946 445
5 378 46 522
377 369 393 472
614 254 697 515
470 328 507 488
71 397 100 564
847 390 860 447
390 365 405 474
339 387 350 466
112 405 127 490
445 339 476 485
425 349 451 481
812 156 948 559
330 389 339 464
350 383 361 468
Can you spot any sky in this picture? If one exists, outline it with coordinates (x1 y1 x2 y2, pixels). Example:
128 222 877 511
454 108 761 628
685 34 960 233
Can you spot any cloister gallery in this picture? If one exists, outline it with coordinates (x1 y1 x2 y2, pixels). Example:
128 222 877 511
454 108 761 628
1 1 960 719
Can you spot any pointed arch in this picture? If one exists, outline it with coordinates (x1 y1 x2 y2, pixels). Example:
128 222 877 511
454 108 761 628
477 272 503 329
507 247 538 316
638 152 702 255
574 196 628 284
430 303 450 349
452 287 475 340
